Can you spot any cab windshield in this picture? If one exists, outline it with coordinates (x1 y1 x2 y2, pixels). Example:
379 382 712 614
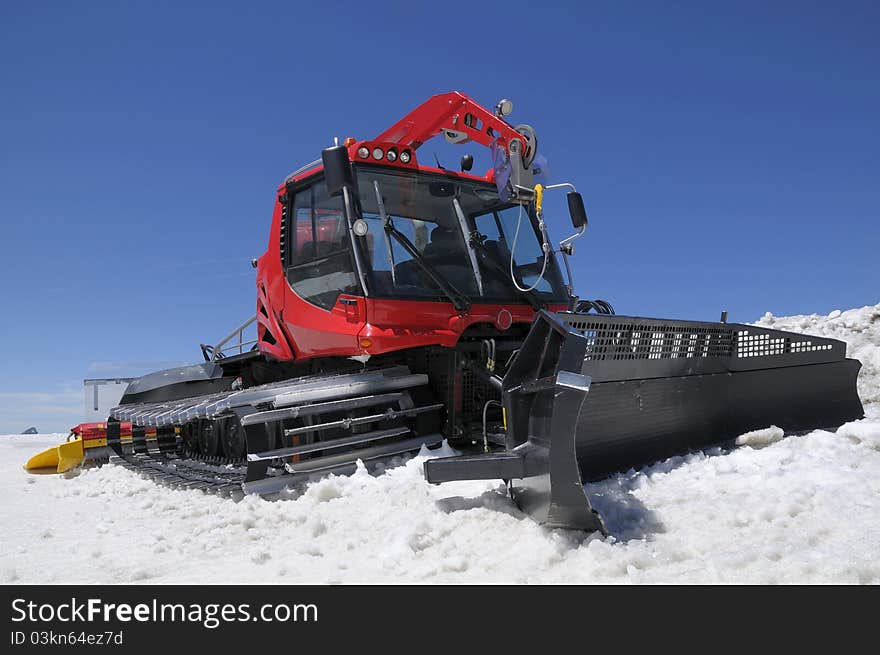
354 166 568 304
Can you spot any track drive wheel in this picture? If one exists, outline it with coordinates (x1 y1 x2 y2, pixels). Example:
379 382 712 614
197 419 220 456
220 416 247 461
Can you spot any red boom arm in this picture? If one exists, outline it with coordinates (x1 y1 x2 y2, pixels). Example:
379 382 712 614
373 91 532 163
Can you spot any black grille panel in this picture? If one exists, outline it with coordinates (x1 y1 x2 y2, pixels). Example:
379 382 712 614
735 329 834 358
563 314 841 363
557 312 846 383
565 319 735 361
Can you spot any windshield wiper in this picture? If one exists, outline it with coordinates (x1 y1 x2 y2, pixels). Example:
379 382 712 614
372 181 398 287
466 231 544 310
452 198 484 296
372 183 470 313
384 226 471 313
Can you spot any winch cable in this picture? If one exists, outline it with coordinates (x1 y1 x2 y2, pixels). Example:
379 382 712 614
509 184 551 293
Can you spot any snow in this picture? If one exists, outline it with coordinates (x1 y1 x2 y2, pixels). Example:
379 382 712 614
1 303 878 584
734 425 784 448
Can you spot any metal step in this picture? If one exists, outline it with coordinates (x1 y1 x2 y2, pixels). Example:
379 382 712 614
272 373 428 408
240 392 405 427
282 403 442 437
242 433 443 496
248 426 411 461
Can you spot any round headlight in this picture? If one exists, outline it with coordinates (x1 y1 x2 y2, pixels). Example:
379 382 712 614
386 148 398 162
399 149 411 164
372 147 384 160
357 146 369 158
352 219 369 237
496 98 513 116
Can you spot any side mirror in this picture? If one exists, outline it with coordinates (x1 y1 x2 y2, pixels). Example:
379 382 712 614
322 145 354 197
567 191 588 229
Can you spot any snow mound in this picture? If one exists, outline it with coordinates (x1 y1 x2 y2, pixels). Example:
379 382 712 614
1 302 878 584
735 425 785 448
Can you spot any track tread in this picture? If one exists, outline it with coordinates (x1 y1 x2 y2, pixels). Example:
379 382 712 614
108 366 441 497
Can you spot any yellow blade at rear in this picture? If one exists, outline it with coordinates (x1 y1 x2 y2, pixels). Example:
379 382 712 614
24 437 85 474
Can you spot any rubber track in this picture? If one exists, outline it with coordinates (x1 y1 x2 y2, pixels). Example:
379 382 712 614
108 366 437 496
112 452 249 498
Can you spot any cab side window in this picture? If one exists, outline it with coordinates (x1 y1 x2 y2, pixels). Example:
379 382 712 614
285 179 358 309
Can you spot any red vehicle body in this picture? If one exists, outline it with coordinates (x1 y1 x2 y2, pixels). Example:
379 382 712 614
253 92 563 364
71 421 133 442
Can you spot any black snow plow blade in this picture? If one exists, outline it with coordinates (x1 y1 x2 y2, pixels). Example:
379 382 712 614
424 310 864 532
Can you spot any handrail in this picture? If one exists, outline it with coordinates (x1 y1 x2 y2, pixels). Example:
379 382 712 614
202 314 258 362
283 158 322 185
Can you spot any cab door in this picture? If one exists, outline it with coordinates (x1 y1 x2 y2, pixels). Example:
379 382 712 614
281 177 366 358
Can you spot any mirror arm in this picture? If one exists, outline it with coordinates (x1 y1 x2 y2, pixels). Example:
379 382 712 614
560 245 576 299
559 224 586 252
542 182 577 193
544 180 587 263
558 223 586 299
542 182 585 300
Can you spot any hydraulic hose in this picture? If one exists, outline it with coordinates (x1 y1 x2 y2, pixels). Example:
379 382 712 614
482 399 502 454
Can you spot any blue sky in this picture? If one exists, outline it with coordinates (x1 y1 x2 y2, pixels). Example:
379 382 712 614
1 1 877 432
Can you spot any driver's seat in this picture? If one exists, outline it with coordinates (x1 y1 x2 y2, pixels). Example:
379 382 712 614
422 226 460 263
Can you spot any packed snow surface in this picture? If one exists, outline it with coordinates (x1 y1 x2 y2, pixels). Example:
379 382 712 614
2 304 878 584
